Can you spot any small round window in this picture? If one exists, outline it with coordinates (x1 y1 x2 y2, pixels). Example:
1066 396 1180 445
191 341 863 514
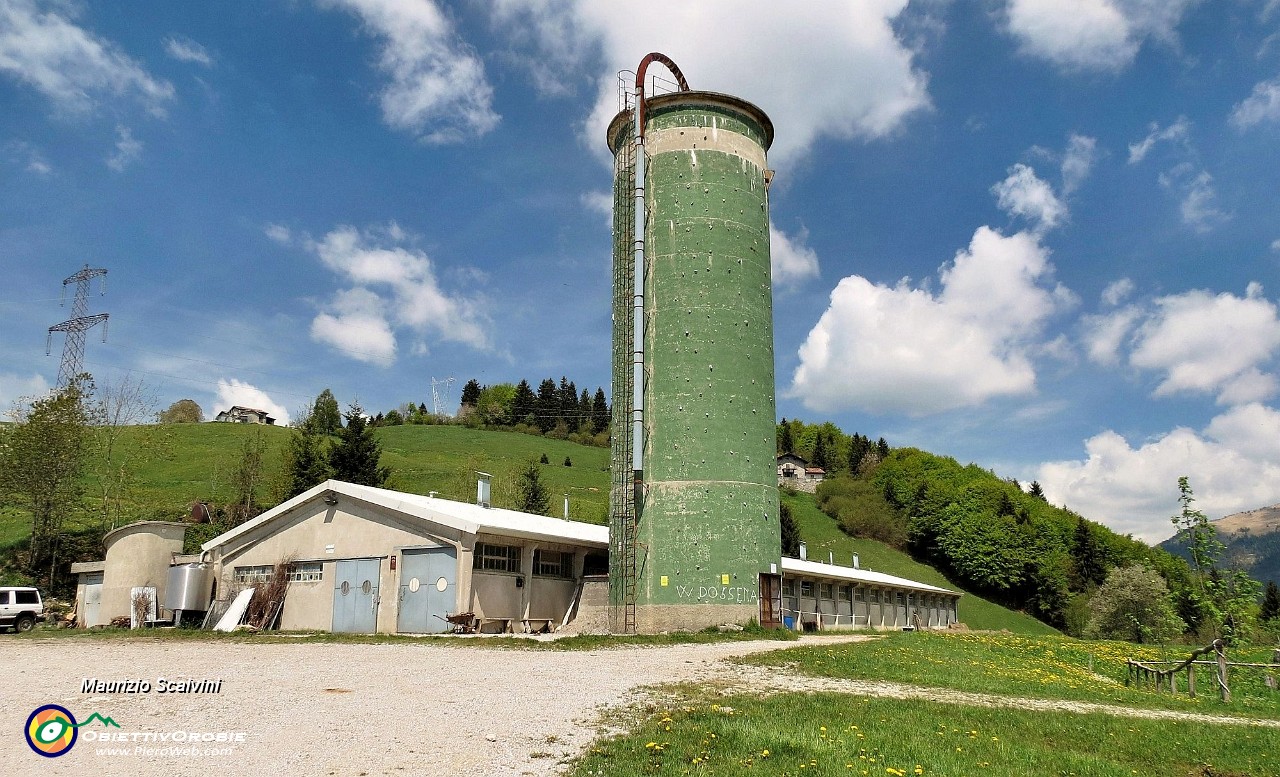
340 581 350 596
408 577 420 593
435 577 448 593
361 580 372 595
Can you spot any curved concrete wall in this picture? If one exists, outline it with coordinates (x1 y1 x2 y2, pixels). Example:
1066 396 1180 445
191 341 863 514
100 521 186 624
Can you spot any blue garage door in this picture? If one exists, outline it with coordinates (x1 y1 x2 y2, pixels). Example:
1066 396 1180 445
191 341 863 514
397 547 457 634
332 558 379 633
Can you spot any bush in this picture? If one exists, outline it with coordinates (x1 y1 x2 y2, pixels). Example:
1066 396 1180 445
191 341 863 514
1086 565 1186 644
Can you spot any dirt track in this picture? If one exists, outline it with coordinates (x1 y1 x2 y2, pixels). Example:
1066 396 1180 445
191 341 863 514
2 635 1272 776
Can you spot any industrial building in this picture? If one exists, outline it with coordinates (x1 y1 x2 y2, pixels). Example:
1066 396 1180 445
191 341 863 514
71 479 958 634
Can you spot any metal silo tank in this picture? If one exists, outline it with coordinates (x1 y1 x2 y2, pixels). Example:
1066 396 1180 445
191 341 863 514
608 86 781 633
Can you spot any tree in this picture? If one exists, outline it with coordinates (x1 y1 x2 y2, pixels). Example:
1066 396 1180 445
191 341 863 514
1172 476 1261 643
578 388 592 432
283 408 332 499
563 456 572 467
535 378 558 432
780 500 800 557
328 403 390 487
515 460 550 516
158 398 203 423
591 388 609 434
383 409 403 426
512 380 536 426
1085 565 1186 644
230 428 268 524
811 433 830 471
778 419 794 456
310 389 342 435
1072 518 1108 589
0 377 92 585
1261 581 1280 623
1028 480 1047 501
90 374 158 532
460 379 482 408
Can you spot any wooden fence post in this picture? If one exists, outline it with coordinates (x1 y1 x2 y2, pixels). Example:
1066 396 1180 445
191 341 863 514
1215 640 1230 703
1188 664 1196 698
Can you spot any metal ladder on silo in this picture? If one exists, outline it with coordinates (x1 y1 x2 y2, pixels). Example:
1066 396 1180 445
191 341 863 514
612 96 640 634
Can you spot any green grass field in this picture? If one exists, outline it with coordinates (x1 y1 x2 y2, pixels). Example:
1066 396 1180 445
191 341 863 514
782 490 1058 635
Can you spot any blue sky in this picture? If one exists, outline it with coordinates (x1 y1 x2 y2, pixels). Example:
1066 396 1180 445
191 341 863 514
3 0 1280 542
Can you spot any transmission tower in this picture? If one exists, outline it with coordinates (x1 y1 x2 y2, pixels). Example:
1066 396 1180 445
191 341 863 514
431 376 455 417
46 264 109 389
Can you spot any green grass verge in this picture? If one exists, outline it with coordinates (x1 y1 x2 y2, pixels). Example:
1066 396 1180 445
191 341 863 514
782 490 1057 635
743 631 1280 720
571 689 1280 777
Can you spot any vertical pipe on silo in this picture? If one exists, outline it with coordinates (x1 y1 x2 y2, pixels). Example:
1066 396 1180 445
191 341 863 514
631 83 645 494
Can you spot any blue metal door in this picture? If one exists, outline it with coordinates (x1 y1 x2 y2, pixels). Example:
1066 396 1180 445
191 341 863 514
397 547 456 633
332 558 379 633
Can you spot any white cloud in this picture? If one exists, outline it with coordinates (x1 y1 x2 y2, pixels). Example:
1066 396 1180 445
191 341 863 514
1129 284 1280 404
488 1 930 165
1101 277 1134 306
320 0 498 143
214 378 290 426
164 35 213 67
0 0 173 115
307 222 491 363
790 226 1073 415
770 224 820 287
1159 167 1227 233
263 223 293 245
1272 238 1280 252
580 189 612 229
105 124 141 171
309 287 397 364
992 163 1067 232
0 371 51 415
1081 306 1140 365
1127 116 1189 164
1037 403 1280 542
1060 133 1098 194
1230 77 1280 129
1001 0 1198 72
5 139 50 174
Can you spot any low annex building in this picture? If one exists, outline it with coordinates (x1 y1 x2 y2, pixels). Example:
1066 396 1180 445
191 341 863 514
71 480 959 635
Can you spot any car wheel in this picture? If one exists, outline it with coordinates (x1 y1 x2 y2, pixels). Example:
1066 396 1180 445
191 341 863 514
15 615 35 633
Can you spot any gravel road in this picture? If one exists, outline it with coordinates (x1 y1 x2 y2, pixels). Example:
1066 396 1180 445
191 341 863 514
5 634 1272 777
0 635 858 777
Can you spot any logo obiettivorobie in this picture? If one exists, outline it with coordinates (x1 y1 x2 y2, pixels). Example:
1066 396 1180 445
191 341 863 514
24 705 119 757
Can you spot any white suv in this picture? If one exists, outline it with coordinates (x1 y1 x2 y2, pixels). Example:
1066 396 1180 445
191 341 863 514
0 587 45 633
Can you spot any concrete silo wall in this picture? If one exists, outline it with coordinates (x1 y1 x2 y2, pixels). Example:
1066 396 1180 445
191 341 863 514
609 91 781 632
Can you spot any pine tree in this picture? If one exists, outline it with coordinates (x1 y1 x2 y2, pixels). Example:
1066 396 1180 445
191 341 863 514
284 425 331 498
780 501 801 557
1029 481 1047 501
778 419 794 455
1072 518 1107 589
516 460 551 516
578 389 592 431
811 433 830 471
591 388 609 434
512 380 536 426
328 403 390 487
460 379 482 408
1262 581 1280 623
535 378 558 432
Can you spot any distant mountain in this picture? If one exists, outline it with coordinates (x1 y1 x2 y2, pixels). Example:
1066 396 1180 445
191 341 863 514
1158 504 1280 587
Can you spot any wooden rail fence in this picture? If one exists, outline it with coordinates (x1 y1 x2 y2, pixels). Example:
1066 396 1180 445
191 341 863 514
1125 641 1280 702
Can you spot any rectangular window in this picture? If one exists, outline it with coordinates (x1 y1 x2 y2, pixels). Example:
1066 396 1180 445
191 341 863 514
0 591 9 605
782 580 795 596
839 585 853 602
533 550 573 579
473 543 521 573
871 590 880 604
800 581 814 597
233 565 273 584
287 562 323 583
15 590 38 605
854 587 865 602
820 583 833 600
896 592 905 605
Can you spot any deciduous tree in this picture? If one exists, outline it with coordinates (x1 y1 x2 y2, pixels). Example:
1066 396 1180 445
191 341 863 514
310 389 342 435
1085 564 1185 644
158 398 203 423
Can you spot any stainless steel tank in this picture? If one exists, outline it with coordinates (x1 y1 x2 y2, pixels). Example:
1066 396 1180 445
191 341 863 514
165 563 213 612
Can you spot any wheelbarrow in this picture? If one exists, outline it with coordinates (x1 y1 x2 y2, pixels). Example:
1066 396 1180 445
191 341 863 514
433 611 476 634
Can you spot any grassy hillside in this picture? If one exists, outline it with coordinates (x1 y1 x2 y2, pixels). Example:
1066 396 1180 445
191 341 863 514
782 489 1058 635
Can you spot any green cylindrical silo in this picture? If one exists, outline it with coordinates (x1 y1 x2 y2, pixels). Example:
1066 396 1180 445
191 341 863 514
608 89 781 633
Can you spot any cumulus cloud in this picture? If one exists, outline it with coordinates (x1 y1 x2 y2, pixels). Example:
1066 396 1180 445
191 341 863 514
263 223 293 245
1158 166 1227 233
4 139 50 174
1230 77 1280 129
0 0 173 115
487 1 930 165
1081 305 1140 365
307 223 491 363
790 226 1074 415
164 35 213 67
992 163 1067 232
320 0 498 143
1000 0 1198 72
1100 277 1134 307
1130 284 1280 404
580 190 612 229
105 124 141 171
214 378 290 426
1037 403 1280 542
770 224 820 287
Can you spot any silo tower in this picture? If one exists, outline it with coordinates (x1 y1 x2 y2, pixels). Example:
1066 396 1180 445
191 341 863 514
608 54 781 633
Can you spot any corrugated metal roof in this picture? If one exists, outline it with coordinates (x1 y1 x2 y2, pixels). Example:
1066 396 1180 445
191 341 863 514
781 556 958 596
201 479 609 552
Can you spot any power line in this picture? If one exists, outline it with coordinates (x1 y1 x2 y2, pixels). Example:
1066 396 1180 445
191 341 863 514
47 265 108 389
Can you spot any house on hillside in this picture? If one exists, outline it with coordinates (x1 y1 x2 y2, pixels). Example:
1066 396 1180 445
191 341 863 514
777 453 807 479
214 406 276 425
